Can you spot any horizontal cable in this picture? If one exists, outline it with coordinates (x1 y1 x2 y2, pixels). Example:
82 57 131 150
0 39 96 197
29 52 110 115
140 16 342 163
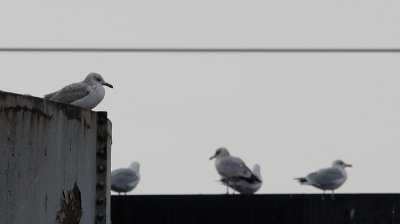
0 48 400 53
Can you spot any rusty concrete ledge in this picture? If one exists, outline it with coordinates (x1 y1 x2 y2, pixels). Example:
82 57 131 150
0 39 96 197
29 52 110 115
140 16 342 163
0 90 112 224
0 90 97 121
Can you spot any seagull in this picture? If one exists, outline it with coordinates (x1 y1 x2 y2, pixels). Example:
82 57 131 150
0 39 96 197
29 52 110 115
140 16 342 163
221 164 262 194
210 147 261 194
111 162 140 195
294 160 352 199
44 72 113 109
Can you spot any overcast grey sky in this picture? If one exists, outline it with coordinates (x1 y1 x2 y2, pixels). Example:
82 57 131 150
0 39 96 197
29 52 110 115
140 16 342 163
1 1 400 194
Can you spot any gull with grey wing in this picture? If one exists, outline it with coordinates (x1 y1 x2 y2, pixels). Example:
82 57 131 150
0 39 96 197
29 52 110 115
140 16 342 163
111 162 140 195
294 160 352 199
44 72 113 109
210 147 261 194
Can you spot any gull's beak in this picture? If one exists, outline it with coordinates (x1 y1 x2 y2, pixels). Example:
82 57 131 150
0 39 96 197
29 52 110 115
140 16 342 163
209 155 216 160
103 82 113 88
346 164 353 168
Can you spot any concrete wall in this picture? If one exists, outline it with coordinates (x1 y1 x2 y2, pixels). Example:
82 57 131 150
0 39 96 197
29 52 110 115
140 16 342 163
111 194 400 224
0 91 112 224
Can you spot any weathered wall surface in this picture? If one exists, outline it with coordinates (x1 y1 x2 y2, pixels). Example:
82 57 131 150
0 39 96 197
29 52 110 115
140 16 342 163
0 91 111 224
111 194 400 224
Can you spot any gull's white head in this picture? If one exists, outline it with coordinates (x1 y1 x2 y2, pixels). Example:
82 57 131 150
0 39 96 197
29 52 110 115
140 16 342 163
85 73 113 88
129 161 140 172
332 160 352 168
210 147 230 160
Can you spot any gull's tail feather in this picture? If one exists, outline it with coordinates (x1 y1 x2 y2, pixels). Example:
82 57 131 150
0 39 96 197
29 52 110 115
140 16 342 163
223 174 261 184
294 177 308 184
251 173 262 183
242 173 262 184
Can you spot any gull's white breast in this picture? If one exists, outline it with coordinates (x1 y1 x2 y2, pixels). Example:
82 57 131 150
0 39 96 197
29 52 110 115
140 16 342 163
71 84 105 109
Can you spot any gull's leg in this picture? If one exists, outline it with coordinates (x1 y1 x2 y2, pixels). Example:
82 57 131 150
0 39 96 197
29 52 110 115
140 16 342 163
321 190 325 200
331 190 335 200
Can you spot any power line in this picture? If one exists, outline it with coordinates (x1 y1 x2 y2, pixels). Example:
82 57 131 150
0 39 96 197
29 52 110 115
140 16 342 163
0 48 400 53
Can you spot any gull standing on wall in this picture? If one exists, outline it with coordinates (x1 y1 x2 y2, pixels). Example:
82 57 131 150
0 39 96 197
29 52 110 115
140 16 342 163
111 162 141 195
221 164 262 194
294 160 352 199
44 73 113 109
210 147 261 194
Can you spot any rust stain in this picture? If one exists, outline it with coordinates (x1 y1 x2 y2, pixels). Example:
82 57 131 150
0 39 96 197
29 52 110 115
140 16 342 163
2 106 53 119
83 118 91 130
0 90 9 101
57 104 83 121
56 183 82 224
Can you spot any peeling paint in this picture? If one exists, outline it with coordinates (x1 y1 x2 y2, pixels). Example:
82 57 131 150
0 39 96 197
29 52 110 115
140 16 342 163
56 183 82 224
